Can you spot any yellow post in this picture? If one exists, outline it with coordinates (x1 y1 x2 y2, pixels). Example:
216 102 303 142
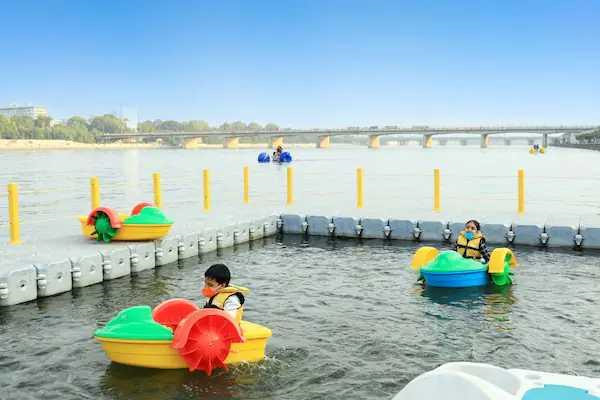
8 183 21 245
433 168 441 211
203 169 211 211
243 166 249 204
356 167 364 208
152 172 162 208
286 167 294 205
518 169 525 214
90 176 100 209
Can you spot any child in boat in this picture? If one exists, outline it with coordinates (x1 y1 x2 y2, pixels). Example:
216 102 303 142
455 219 491 263
272 145 283 162
202 263 247 323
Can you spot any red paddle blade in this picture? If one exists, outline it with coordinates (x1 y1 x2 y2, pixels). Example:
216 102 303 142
152 298 200 332
130 202 153 215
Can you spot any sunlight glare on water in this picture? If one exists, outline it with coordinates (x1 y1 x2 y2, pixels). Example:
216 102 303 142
1 145 600 244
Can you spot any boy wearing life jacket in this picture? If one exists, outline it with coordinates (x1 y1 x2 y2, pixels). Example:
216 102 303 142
455 219 491 263
201 263 248 324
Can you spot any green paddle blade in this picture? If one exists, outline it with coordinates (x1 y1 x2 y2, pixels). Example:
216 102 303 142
94 212 118 243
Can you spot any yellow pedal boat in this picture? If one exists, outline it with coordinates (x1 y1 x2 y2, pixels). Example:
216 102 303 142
97 319 271 369
95 299 272 375
79 202 172 242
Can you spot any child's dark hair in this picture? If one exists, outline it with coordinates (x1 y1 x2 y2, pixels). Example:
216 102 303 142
465 219 481 230
205 264 230 286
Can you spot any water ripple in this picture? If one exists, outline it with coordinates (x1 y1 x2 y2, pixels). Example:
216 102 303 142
1 237 600 399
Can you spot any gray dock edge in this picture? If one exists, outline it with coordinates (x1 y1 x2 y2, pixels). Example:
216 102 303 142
278 213 600 250
3 214 600 307
0 216 279 307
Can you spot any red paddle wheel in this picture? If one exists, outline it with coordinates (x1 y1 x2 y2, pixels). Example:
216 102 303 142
173 310 244 375
152 299 244 375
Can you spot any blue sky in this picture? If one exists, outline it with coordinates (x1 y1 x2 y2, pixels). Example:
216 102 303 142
2 1 599 128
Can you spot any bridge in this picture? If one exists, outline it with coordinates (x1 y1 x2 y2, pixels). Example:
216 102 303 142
97 126 597 149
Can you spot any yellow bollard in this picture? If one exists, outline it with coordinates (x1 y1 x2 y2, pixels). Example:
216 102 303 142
90 176 100 209
518 169 525 214
433 168 441 212
203 169 211 211
243 166 249 204
8 183 21 245
286 167 294 205
356 167 364 208
152 172 162 208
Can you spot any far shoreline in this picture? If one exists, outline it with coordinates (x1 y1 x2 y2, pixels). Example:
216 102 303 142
0 139 322 151
0 139 162 150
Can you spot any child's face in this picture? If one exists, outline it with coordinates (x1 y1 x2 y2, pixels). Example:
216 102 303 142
204 277 225 291
465 222 478 232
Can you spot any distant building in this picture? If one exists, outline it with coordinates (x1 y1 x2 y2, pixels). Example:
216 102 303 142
0 106 48 119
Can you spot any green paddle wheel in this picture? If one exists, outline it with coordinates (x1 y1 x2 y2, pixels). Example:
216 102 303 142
92 212 118 243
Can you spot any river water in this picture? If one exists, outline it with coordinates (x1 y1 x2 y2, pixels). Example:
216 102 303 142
1 145 600 246
1 235 600 400
1 145 600 399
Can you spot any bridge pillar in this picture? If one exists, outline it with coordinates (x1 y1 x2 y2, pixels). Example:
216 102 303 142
224 137 240 149
438 138 447 146
480 133 490 148
422 134 433 148
183 137 203 149
542 133 548 148
271 136 284 149
318 135 330 148
368 135 380 149
504 138 511 146
460 139 468 146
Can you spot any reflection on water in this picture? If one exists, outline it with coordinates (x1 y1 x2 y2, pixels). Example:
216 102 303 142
417 284 517 332
101 363 240 400
123 149 141 205
101 352 288 400
483 286 517 331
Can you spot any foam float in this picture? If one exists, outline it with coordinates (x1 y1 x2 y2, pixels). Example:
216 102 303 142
392 362 600 400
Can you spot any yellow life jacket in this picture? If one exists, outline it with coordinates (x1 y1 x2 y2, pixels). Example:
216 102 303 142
204 285 249 324
456 231 483 259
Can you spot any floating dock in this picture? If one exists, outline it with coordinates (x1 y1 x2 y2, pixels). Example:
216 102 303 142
2 213 600 307
0 216 279 306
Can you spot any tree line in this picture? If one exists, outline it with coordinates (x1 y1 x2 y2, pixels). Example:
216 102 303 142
0 114 280 143
137 119 281 145
138 119 279 133
0 114 129 142
575 129 600 144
